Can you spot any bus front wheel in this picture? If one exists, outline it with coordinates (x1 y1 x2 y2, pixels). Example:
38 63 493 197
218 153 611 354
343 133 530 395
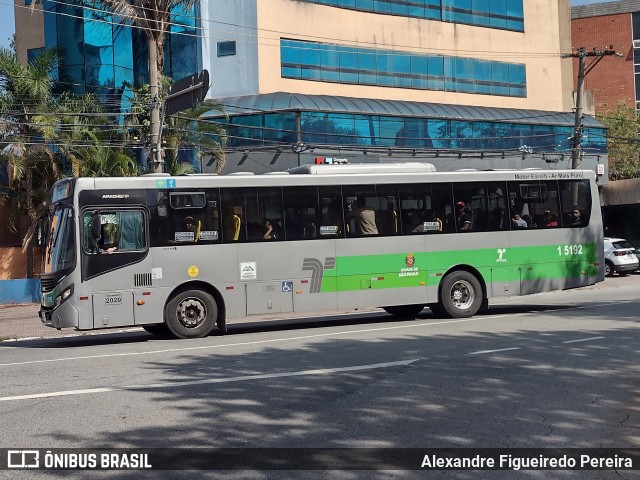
439 271 483 318
165 289 217 339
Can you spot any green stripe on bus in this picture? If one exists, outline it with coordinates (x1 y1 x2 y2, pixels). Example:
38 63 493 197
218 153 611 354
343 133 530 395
321 243 598 293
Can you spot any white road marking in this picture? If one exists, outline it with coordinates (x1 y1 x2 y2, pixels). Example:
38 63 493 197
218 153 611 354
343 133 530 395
0 316 494 367
562 336 605 344
0 359 418 403
468 347 521 355
0 301 620 368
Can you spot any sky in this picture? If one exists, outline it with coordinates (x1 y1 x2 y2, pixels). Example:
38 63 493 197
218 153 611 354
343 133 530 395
0 0 15 50
0 0 621 51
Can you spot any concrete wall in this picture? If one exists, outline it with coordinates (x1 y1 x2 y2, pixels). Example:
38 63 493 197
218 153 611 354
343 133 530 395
0 279 40 304
205 0 259 98
601 177 640 206
207 0 574 112
0 247 29 279
0 247 39 304
13 0 45 65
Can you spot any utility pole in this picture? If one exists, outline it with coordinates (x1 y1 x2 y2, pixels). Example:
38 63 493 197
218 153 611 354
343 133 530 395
562 47 622 169
148 37 163 174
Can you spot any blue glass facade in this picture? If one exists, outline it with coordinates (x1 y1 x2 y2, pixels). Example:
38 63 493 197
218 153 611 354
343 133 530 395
281 40 527 97
299 0 524 31
42 1 202 108
212 112 607 155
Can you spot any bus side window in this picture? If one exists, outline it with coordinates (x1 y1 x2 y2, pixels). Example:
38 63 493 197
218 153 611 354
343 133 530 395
560 180 591 228
83 210 145 253
319 186 344 238
222 202 242 242
283 186 319 240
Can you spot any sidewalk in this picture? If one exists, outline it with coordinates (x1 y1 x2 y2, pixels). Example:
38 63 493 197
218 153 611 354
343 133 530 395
1 273 638 342
0 303 81 341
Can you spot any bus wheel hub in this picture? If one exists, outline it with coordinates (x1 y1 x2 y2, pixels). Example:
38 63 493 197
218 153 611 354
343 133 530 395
178 299 206 328
451 281 473 309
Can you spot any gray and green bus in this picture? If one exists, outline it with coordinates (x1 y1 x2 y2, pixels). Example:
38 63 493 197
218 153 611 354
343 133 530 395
38 163 604 339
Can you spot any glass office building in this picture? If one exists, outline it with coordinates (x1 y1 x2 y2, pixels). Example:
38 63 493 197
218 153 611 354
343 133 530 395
41 0 202 109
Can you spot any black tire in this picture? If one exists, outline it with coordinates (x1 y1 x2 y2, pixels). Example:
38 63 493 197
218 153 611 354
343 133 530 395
382 304 424 319
142 323 170 336
438 271 483 318
478 297 489 315
216 316 227 335
164 289 217 339
604 260 614 277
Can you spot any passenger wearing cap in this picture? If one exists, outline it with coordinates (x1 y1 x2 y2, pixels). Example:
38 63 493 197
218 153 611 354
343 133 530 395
455 201 472 232
542 209 558 227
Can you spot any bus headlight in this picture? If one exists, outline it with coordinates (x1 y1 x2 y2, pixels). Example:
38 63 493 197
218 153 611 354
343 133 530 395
54 285 74 307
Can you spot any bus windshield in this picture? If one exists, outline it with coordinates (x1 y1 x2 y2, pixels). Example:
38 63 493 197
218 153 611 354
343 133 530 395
42 206 76 275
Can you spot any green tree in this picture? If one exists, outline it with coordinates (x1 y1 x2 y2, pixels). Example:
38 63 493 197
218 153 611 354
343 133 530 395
0 47 60 227
597 102 640 180
1 47 140 270
0 46 62 276
122 82 228 175
163 101 228 175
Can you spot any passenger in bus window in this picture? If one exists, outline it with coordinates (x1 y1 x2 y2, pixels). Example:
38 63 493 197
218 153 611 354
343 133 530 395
223 204 241 241
456 202 471 232
262 219 278 240
511 213 527 229
184 216 200 241
352 196 378 235
569 206 583 227
99 214 119 253
542 210 558 228
409 213 427 233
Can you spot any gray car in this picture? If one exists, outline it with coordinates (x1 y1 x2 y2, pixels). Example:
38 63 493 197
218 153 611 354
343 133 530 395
604 237 639 277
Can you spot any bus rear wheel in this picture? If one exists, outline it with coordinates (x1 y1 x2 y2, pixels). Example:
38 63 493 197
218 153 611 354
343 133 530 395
438 271 483 318
165 289 217 339
382 304 424 319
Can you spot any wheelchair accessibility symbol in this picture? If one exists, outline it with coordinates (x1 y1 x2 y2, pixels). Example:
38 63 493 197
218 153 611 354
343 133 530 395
282 281 293 293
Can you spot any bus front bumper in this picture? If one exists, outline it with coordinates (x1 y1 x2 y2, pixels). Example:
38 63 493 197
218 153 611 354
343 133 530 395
39 301 79 329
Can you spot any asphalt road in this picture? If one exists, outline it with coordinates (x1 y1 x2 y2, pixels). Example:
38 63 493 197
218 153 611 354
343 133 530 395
1 275 640 480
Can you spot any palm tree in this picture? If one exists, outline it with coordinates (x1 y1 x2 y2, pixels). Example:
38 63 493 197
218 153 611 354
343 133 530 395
0 46 61 275
73 131 141 177
0 47 59 222
1 47 141 271
120 82 228 175
163 100 229 175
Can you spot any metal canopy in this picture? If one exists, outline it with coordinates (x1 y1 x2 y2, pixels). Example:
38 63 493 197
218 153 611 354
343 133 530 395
203 92 603 128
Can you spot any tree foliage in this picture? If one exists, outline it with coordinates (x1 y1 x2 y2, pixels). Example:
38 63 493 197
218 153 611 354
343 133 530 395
0 47 141 235
596 102 640 180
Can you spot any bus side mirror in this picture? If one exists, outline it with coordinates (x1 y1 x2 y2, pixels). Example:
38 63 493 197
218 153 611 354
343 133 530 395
91 212 102 242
